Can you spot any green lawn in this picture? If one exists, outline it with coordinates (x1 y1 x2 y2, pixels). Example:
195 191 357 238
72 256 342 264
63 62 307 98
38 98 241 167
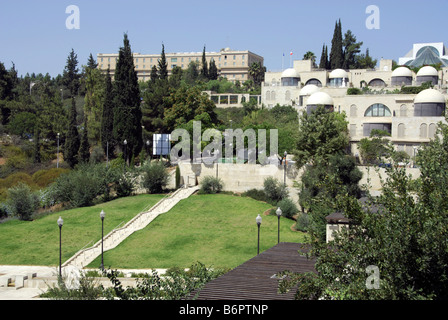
0 194 165 266
88 193 307 269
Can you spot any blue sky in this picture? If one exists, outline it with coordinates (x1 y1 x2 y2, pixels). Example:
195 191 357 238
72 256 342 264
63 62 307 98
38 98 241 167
1 0 447 77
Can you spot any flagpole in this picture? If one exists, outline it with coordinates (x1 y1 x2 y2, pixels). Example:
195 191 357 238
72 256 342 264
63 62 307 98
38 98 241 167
282 53 284 71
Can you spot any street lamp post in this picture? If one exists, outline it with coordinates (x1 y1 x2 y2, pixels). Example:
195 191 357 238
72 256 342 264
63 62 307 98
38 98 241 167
123 139 127 171
283 151 287 186
57 133 60 168
256 214 262 255
146 140 150 159
57 216 64 279
100 210 105 270
276 207 282 244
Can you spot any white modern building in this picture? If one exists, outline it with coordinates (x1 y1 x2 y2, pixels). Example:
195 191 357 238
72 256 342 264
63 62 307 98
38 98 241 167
261 43 448 160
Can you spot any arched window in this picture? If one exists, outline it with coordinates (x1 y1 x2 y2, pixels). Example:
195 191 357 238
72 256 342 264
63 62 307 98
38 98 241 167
400 105 407 117
285 90 291 101
305 78 322 87
420 123 428 138
368 78 386 87
266 91 271 101
364 104 391 117
397 123 405 138
429 123 437 139
271 91 276 100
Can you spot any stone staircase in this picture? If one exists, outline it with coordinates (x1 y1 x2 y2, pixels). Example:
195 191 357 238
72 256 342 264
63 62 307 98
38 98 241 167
62 186 200 269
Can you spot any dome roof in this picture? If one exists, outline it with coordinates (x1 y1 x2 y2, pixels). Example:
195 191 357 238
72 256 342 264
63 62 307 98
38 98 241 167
417 66 439 77
281 68 300 78
307 92 334 106
329 69 348 79
299 84 320 96
392 67 412 77
414 89 446 104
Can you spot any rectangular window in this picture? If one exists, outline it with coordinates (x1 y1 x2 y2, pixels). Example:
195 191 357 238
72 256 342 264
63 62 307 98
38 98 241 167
233 55 236 60
171 58 177 62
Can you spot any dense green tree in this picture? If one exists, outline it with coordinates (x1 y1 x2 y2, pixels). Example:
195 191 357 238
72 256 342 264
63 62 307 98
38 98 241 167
280 122 448 299
141 78 170 135
158 44 168 80
358 129 393 165
294 105 349 168
150 65 158 83
79 118 90 163
200 46 209 80
319 44 328 69
64 97 80 168
329 19 343 69
0 61 16 124
355 48 378 69
208 59 218 80
303 51 316 68
33 126 41 164
163 85 218 131
184 61 200 85
169 66 183 88
248 62 266 87
84 66 105 144
342 30 363 69
101 70 115 157
62 49 80 97
86 53 98 70
112 33 143 164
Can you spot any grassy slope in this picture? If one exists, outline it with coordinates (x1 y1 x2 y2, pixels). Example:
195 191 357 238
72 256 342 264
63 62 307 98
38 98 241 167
89 193 306 269
0 194 165 266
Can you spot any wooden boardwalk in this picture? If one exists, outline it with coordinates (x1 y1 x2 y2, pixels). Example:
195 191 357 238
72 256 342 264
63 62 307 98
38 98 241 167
192 242 316 300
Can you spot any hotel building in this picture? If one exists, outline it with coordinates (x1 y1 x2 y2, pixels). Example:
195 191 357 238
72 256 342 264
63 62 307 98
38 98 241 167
97 47 264 83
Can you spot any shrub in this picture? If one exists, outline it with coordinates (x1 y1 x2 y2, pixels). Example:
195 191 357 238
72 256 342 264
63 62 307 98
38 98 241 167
263 177 288 205
295 213 311 232
141 162 169 194
6 182 40 220
276 198 298 219
241 188 269 202
175 166 181 189
199 176 223 194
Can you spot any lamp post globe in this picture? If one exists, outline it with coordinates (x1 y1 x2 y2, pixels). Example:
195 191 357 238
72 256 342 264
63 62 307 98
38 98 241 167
276 207 282 243
57 216 63 278
256 214 262 255
100 210 105 270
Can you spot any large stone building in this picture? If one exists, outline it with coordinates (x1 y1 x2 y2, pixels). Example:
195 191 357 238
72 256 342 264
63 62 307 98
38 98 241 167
97 47 264 83
261 43 448 160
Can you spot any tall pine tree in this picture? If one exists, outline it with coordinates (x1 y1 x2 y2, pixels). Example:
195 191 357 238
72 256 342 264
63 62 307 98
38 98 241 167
329 19 344 70
200 46 209 80
62 49 80 97
209 59 218 80
64 97 80 168
101 69 115 157
158 44 168 80
112 33 142 164
319 44 328 69
79 118 90 163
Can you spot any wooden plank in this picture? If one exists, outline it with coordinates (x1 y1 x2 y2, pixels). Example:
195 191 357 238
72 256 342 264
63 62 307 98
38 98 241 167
191 242 316 300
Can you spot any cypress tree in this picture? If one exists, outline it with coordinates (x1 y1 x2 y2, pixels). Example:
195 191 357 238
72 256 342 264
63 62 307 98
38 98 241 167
87 53 98 70
112 33 143 164
200 46 209 80
158 44 168 80
62 48 80 97
101 68 115 156
64 97 80 168
329 19 344 69
79 118 90 163
150 65 158 83
319 43 328 69
209 59 218 80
